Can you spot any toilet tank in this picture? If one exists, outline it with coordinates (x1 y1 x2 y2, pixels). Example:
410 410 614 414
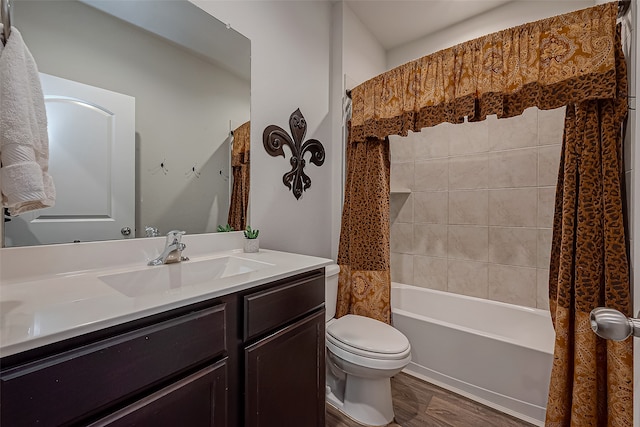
325 264 340 322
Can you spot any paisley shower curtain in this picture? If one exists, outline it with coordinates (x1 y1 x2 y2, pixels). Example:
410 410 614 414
336 133 391 324
227 121 250 231
545 30 632 425
339 2 632 423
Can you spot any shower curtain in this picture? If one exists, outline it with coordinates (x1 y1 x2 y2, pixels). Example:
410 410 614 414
336 133 391 324
339 2 632 423
545 31 632 425
227 121 250 231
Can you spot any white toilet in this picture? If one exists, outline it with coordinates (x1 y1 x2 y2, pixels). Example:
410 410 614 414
324 264 411 426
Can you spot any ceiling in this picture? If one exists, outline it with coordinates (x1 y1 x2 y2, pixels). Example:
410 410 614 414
345 0 513 50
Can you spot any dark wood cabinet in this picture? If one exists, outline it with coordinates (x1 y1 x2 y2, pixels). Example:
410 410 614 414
245 310 325 427
0 303 229 427
89 360 228 427
0 268 325 427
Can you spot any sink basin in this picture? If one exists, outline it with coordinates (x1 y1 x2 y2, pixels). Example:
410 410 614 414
99 256 274 297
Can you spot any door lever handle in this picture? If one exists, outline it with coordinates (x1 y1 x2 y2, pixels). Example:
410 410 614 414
590 307 640 341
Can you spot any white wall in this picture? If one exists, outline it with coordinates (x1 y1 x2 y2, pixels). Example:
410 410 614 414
14 1 249 240
330 2 344 262
387 1 594 68
193 1 333 258
327 2 387 260
342 2 387 89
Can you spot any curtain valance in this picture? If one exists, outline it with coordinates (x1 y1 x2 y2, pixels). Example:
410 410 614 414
350 2 620 144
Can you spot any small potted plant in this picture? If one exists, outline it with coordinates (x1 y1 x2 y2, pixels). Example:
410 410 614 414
243 225 260 253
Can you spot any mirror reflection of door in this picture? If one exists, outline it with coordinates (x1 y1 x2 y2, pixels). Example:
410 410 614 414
4 73 135 247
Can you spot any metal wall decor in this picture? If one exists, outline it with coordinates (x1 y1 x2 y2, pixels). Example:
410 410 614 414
263 108 325 200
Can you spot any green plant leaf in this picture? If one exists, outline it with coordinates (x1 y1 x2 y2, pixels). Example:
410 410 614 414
244 225 259 239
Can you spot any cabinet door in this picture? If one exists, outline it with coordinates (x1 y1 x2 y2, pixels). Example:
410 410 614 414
245 310 325 427
89 359 228 427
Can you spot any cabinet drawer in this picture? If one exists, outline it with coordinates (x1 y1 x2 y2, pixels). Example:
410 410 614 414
88 359 228 427
0 304 226 427
244 270 324 341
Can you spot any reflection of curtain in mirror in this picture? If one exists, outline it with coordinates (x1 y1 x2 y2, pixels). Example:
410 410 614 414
228 121 250 231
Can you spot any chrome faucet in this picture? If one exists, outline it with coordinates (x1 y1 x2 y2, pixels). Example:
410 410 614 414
148 230 189 266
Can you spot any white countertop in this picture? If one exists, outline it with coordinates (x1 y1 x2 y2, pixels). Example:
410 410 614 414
0 247 332 358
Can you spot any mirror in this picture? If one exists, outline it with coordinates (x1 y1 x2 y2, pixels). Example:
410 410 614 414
3 0 250 247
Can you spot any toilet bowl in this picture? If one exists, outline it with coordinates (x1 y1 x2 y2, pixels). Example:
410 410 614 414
324 264 411 426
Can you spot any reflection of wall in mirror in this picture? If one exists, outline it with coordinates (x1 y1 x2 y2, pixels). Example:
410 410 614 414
12 0 250 244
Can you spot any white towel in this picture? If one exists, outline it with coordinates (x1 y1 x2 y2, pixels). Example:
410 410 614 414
0 24 55 216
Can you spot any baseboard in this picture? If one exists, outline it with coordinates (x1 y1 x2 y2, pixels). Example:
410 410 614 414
402 363 545 427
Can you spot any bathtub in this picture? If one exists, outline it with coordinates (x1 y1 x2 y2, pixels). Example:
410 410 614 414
391 283 555 426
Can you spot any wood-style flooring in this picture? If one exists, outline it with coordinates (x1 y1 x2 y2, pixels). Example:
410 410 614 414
326 372 536 427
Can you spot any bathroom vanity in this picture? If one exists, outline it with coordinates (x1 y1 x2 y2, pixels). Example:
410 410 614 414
0 234 330 427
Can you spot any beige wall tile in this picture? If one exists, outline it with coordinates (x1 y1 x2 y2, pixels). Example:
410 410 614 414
389 106 571 310
414 124 449 160
415 224 448 257
390 134 414 163
537 187 555 228
448 225 488 262
447 259 488 298
488 264 537 307
488 148 537 189
489 188 537 227
391 223 414 254
489 107 538 151
449 190 488 225
537 228 553 269
538 145 562 187
538 107 565 146
414 256 448 291
390 193 413 224
391 162 414 191
449 154 488 190
391 252 414 284
415 159 448 191
489 227 537 267
537 268 550 310
448 118 489 156
414 191 448 224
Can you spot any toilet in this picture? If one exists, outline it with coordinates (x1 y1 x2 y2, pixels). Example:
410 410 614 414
324 264 411 426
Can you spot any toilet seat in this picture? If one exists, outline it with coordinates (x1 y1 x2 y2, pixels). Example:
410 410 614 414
326 315 411 361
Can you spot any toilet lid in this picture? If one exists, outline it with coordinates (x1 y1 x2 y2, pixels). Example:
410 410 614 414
326 314 410 355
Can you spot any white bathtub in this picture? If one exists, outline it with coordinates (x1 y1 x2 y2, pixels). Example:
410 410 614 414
391 283 555 426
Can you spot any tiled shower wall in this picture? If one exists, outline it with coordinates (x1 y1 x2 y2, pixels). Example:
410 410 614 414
389 107 565 309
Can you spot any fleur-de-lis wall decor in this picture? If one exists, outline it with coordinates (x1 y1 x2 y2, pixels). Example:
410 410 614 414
263 108 325 200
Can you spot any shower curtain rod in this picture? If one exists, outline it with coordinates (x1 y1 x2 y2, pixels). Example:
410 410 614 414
1 0 11 46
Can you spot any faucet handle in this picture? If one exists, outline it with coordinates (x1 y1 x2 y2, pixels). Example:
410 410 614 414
165 230 186 245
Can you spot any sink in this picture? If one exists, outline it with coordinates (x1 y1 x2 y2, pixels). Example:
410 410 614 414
99 256 274 297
